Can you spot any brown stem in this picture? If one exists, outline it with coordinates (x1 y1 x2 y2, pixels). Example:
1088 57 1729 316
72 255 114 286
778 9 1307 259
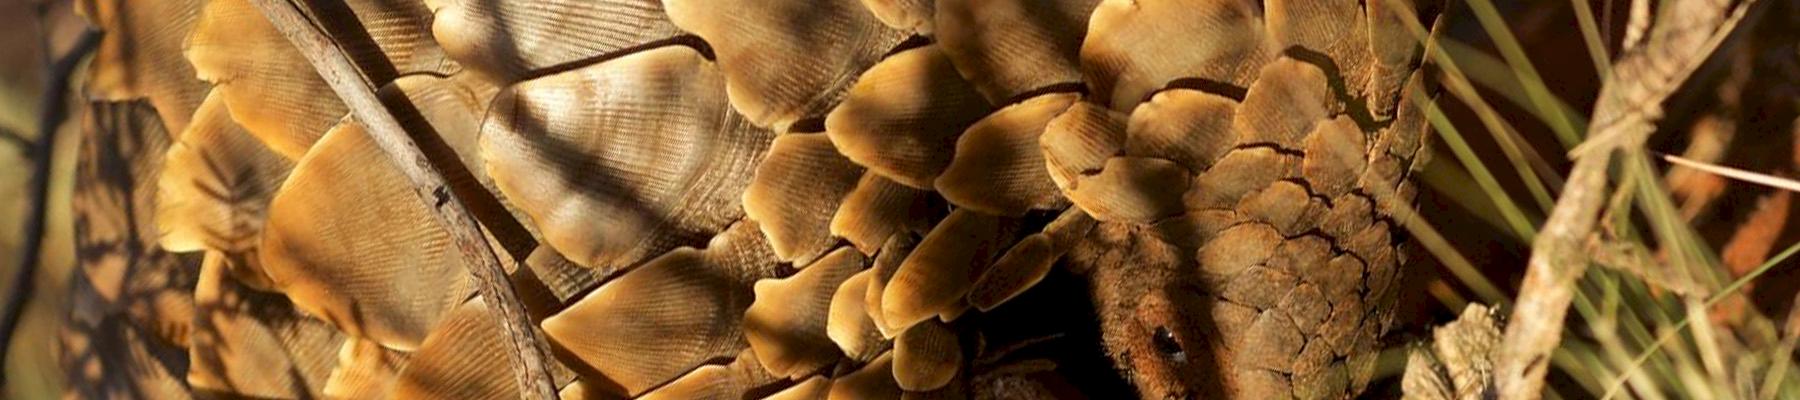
0 28 101 388
0 129 29 154
1495 154 1612 399
243 0 558 397
1495 0 1758 398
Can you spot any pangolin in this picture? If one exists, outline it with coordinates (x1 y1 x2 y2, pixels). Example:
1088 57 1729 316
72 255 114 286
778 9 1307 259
61 0 1441 398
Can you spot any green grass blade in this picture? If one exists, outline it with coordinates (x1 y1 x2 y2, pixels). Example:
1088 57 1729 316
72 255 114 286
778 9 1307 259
1439 38 1593 137
1601 241 1800 398
1415 94 1540 240
1419 152 1518 238
1570 0 1614 79
1389 195 1510 303
1462 0 1586 147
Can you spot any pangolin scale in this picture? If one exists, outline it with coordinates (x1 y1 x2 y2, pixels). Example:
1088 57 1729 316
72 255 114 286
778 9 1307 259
63 0 1441 398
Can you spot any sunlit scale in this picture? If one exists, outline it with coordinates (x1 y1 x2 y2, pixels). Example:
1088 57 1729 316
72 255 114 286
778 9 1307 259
59 0 1444 398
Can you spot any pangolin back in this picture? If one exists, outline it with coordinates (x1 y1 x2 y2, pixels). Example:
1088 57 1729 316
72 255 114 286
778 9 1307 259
64 0 1441 398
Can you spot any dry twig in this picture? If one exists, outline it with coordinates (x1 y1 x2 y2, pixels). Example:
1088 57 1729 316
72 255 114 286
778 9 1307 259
0 28 101 388
245 0 558 397
0 129 28 154
1496 0 1759 398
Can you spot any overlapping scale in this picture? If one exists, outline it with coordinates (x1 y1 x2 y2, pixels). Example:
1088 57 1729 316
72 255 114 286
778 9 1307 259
828 352 904 399
1300 116 1370 198
892 320 961 391
830 173 938 255
1185 147 1302 211
744 134 866 265
859 0 935 34
829 269 890 362
78 0 209 132
298 0 459 83
375 73 540 257
635 348 779 400
1232 57 1334 149
826 45 994 189
187 0 348 159
663 0 909 129
155 91 292 281
481 45 772 270
1042 207 1100 250
392 297 522 400
934 0 1102 103
744 248 865 378
881 209 1012 332
524 246 615 306
1266 0 1372 93
378 74 493 181
259 118 475 350
186 253 341 399
70 101 202 347
966 234 1058 311
936 93 1079 216
1080 0 1270 111
322 338 409 398
866 234 918 338
541 222 781 397
1126 89 1239 172
1065 157 1189 223
1041 101 1127 192
430 0 684 83
766 376 834 400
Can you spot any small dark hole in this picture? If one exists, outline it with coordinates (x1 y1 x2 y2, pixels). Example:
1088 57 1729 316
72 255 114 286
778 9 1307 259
1152 326 1185 361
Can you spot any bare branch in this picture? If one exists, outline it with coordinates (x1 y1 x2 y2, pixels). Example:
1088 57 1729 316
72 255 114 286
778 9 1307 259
244 0 558 397
0 28 102 388
0 129 29 155
1495 0 1759 398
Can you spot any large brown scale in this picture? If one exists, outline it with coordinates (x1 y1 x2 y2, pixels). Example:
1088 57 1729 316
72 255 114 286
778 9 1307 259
65 0 1441 398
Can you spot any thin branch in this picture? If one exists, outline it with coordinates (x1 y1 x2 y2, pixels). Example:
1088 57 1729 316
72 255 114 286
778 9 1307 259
244 0 558 397
0 28 102 388
0 129 29 154
1495 0 1758 398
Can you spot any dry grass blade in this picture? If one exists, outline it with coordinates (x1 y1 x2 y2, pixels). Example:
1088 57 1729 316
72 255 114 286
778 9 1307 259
1659 153 1800 194
243 0 557 397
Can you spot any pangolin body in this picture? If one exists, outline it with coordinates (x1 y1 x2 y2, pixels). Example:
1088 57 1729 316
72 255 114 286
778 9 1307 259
64 0 1440 398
